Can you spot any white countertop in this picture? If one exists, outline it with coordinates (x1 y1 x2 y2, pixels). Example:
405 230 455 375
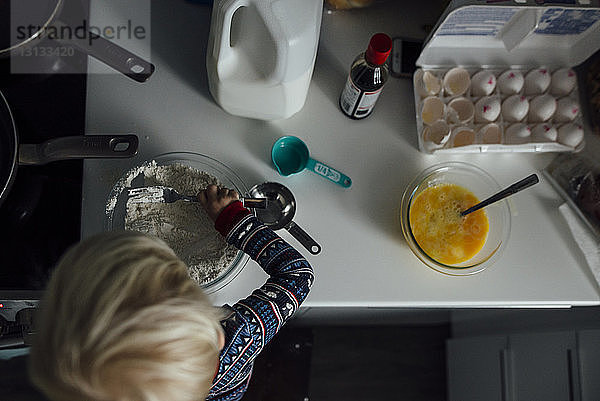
82 0 600 308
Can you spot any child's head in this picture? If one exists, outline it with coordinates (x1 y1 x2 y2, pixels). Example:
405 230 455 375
29 231 224 401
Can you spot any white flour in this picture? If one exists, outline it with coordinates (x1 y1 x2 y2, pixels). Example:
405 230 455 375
119 162 238 285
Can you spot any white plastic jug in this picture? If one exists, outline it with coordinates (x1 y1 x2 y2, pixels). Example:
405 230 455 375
206 0 323 120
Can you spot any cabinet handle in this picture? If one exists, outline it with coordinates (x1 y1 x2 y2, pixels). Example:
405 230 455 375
567 349 581 401
500 349 511 401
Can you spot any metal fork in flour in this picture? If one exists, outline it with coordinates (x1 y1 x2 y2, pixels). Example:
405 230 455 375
127 186 268 208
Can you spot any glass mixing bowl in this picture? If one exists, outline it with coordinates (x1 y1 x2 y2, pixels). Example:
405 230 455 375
104 152 251 293
400 161 511 275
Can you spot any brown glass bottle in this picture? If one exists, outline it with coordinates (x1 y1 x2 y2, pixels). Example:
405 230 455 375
339 33 392 119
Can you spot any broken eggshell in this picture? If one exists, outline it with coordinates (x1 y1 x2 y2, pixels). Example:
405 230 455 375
501 95 529 122
420 96 445 125
474 96 501 123
531 123 558 142
554 97 580 122
550 68 577 97
528 94 557 122
414 69 441 97
451 126 476 147
443 67 470 97
505 123 532 144
557 123 584 148
524 68 551 95
471 70 497 96
447 97 474 124
423 120 451 149
497 70 524 95
478 123 502 144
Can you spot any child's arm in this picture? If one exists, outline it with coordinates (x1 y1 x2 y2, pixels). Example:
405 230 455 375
199 185 314 345
222 206 313 343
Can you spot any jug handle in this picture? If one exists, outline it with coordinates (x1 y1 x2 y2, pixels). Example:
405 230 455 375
255 2 287 83
214 0 250 64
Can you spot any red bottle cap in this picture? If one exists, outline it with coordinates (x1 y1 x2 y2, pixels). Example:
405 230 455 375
365 33 392 66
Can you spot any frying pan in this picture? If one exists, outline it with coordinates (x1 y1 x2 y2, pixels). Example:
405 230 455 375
249 182 321 255
0 0 154 82
0 89 138 205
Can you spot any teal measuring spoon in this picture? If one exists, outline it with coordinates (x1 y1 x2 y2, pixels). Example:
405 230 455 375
271 136 352 188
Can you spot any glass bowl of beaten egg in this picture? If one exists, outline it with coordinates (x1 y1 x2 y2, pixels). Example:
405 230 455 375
400 162 511 275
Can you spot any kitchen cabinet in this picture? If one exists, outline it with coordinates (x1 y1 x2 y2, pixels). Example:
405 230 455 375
578 329 600 401
510 332 579 401
447 336 509 401
447 330 600 401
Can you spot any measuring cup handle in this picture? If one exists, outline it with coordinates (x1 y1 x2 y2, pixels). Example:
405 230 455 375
287 221 321 255
305 158 352 188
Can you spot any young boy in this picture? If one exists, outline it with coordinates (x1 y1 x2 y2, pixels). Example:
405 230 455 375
28 184 314 401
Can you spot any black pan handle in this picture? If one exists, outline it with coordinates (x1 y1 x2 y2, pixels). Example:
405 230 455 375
18 134 139 165
54 21 155 83
286 221 321 255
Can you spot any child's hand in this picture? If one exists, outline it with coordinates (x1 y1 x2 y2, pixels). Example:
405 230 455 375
198 184 240 222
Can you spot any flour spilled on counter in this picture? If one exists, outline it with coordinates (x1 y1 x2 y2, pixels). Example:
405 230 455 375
118 162 238 285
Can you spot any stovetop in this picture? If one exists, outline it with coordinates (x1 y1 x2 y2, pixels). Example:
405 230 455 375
0 55 87 301
0 1 89 352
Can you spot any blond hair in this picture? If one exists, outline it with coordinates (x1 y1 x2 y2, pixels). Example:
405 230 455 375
29 231 224 401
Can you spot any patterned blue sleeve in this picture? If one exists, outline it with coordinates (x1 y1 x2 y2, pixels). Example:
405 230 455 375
226 214 314 345
207 215 314 400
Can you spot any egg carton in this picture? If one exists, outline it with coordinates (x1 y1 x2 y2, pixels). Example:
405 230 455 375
413 66 585 154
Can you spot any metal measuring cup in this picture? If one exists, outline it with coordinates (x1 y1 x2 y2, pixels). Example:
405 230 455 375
248 182 321 255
